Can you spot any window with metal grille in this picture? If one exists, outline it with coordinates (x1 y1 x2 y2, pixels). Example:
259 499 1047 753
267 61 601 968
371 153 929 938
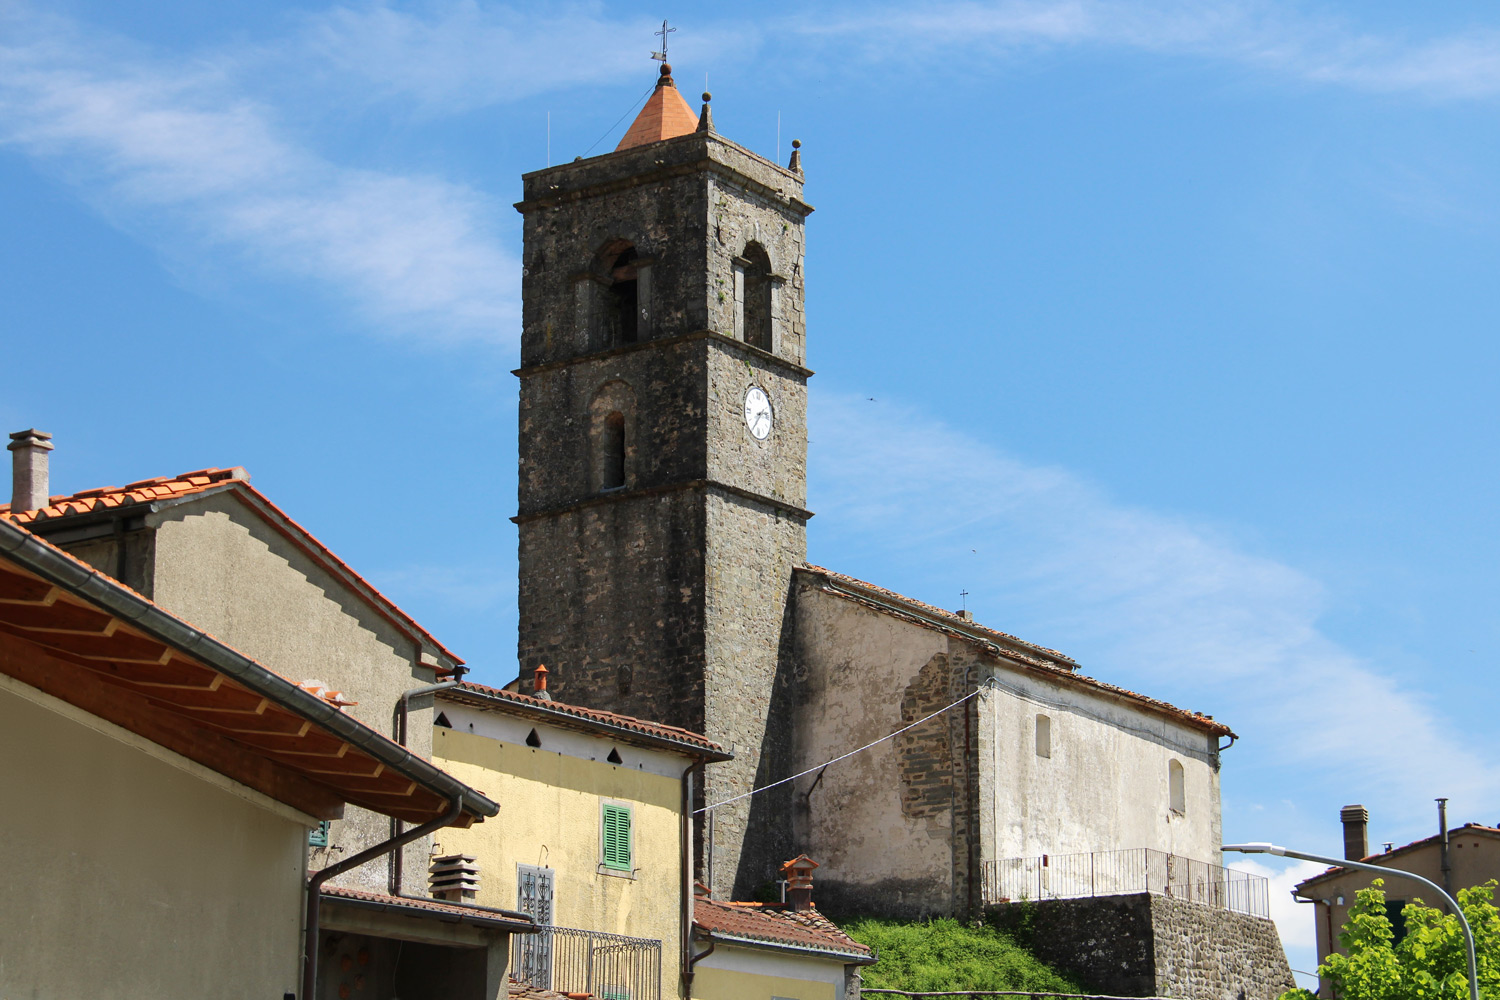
308 820 330 848
601 804 633 872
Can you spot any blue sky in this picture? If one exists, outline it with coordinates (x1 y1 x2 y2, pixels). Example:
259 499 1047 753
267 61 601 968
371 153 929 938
4 0 1499 974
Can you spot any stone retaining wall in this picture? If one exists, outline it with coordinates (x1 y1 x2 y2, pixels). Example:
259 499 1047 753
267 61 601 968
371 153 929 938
988 894 1293 1000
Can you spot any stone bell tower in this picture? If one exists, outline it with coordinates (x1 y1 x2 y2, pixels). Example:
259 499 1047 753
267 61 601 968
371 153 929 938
512 63 813 897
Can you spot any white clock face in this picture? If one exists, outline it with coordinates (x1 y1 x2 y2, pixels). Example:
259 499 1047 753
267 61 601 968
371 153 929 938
744 386 773 440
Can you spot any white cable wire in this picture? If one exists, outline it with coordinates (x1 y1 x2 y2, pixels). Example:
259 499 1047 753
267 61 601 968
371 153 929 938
694 683 988 814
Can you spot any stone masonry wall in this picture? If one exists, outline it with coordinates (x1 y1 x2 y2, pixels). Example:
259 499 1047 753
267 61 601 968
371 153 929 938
989 894 1294 1000
515 128 812 900
1149 895 1294 1000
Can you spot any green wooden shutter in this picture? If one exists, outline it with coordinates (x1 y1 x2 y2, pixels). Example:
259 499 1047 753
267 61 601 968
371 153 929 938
602 804 632 871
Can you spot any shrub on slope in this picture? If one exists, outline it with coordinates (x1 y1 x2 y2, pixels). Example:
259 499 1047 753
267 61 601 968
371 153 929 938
843 917 1083 994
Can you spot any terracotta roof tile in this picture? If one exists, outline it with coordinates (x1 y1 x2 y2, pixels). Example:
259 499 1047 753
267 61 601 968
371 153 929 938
1 466 461 663
1296 823 1500 889
445 681 730 759
693 898 873 961
616 68 699 151
799 564 1233 738
320 884 534 930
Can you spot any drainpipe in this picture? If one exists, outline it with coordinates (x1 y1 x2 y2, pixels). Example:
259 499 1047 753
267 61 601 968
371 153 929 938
305 795 465 1000
680 759 701 998
1438 797 1453 902
389 667 467 895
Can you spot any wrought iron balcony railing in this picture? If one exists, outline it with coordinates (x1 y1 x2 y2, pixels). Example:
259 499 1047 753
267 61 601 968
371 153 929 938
980 847 1270 919
512 924 663 1000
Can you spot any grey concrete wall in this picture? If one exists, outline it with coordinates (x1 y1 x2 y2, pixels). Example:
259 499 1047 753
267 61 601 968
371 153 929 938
989 894 1293 1000
145 493 440 895
1 677 306 997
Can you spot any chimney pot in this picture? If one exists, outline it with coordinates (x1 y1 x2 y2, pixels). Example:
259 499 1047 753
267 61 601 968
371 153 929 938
8 429 54 514
1340 804 1370 861
533 664 552 701
780 855 820 911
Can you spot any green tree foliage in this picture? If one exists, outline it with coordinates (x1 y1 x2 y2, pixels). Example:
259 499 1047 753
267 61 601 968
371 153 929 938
842 917 1083 994
1280 879 1500 1000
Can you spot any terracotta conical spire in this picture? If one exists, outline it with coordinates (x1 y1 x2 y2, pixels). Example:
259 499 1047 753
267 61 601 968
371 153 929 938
616 63 700 151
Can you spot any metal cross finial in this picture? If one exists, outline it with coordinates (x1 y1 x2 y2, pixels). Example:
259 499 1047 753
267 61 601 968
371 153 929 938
650 19 676 63
960 589 970 610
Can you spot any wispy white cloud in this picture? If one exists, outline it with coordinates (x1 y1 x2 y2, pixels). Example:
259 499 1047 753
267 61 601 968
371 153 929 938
0 9 518 342
810 394 1500 830
796 0 1500 100
283 4 745 115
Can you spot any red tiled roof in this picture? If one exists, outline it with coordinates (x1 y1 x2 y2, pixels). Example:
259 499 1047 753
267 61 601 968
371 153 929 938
616 67 699 151
799 564 1234 738
320 884 534 931
2 467 460 664
444 681 731 759
693 898 874 962
508 982 572 1000
1296 824 1500 890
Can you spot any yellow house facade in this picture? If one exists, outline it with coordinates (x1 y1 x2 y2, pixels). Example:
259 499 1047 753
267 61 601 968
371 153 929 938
688 894 875 1000
433 681 732 1000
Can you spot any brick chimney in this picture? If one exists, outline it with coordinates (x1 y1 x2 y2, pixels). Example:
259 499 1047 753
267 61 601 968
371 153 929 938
781 855 820 912
8 429 53 513
1341 804 1370 861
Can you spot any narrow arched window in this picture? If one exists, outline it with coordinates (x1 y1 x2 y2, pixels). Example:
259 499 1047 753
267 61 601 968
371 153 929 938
601 411 625 489
1169 759 1185 815
1035 714 1051 758
736 242 774 351
606 248 639 345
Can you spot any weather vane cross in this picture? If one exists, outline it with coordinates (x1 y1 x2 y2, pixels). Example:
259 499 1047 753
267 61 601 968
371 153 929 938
650 19 676 63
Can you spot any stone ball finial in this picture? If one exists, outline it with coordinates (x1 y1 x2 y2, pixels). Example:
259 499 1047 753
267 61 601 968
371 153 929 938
660 63 672 77
792 139 801 149
702 91 712 102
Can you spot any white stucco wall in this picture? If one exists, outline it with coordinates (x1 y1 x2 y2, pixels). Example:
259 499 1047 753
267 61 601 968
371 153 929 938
0 675 307 998
978 668 1221 864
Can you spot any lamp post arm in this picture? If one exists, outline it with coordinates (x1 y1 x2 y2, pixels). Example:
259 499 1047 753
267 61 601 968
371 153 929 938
1279 848 1479 1000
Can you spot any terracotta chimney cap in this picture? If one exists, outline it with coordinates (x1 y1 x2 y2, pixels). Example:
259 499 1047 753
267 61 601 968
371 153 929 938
533 664 552 701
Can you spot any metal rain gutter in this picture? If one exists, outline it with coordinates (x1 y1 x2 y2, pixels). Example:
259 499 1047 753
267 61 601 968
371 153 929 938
0 518 498 820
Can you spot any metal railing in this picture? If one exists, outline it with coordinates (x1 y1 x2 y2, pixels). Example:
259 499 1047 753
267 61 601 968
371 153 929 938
512 924 663 1000
980 847 1270 918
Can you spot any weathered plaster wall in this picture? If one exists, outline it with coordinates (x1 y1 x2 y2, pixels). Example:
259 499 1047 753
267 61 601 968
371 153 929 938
432 722 685 994
978 667 1222 866
146 494 439 894
788 580 957 917
788 576 1224 919
989 894 1294 1000
0 676 306 997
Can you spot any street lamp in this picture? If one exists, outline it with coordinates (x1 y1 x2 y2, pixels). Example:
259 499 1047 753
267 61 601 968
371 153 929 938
1223 843 1479 1000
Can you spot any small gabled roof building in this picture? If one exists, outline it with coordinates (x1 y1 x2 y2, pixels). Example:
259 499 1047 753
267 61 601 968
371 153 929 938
2 452 466 897
0 518 525 998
